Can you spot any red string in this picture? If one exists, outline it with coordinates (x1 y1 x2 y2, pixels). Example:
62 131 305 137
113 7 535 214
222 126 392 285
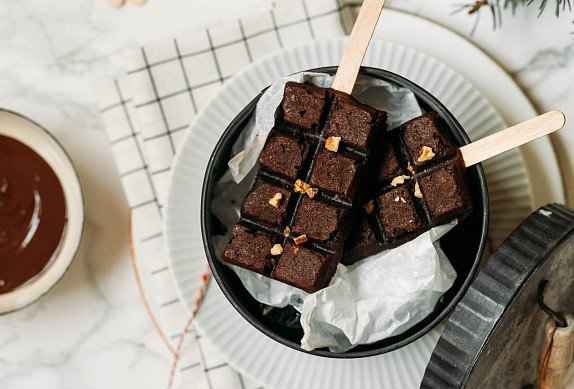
166 264 212 389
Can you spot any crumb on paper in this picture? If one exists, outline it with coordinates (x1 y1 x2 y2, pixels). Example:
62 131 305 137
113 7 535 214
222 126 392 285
283 226 291 237
407 162 415 174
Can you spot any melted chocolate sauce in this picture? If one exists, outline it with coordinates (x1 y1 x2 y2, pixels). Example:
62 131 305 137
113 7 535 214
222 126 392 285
0 135 67 293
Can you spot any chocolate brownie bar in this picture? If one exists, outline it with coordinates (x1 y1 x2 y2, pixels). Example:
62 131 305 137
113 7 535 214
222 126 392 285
344 112 473 264
222 82 387 293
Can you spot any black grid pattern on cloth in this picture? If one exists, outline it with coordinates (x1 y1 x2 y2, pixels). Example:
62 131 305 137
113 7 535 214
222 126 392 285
99 77 262 389
122 1 351 205
97 0 357 387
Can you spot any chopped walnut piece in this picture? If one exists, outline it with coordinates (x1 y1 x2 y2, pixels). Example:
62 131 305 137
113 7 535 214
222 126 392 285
362 200 375 214
283 226 291 237
417 146 435 162
414 182 423 199
270 244 284 256
324 136 342 152
305 187 319 199
294 179 310 193
407 162 415 174
293 234 308 246
390 175 411 187
268 192 283 208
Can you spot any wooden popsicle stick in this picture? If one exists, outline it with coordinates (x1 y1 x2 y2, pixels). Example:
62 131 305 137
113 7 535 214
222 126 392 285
460 111 566 167
331 0 386 94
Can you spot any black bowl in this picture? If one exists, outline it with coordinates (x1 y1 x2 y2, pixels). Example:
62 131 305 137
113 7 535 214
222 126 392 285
201 67 489 358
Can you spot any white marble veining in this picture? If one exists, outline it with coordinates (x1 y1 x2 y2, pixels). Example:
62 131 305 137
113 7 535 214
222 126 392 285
0 0 572 388
0 1 274 388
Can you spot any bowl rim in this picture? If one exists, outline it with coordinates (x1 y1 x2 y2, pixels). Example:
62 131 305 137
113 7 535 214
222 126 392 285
0 108 85 315
201 66 489 358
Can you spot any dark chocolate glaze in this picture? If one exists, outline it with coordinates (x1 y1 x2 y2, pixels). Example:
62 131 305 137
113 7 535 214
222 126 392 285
0 135 67 293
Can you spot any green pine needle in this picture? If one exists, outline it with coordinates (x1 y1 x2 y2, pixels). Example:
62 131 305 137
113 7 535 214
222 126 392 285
457 0 573 30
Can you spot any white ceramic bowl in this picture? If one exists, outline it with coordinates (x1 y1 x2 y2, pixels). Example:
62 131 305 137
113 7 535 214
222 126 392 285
0 109 84 314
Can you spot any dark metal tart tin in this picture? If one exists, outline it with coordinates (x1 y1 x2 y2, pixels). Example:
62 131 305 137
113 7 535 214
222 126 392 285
422 204 574 388
201 67 489 358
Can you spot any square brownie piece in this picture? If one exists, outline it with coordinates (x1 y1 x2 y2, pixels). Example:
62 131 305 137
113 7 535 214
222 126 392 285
308 150 360 198
280 82 327 131
222 224 276 274
292 196 346 241
376 185 425 239
241 180 292 226
401 112 457 169
375 133 405 183
273 242 333 293
258 131 309 179
417 159 472 223
324 91 386 151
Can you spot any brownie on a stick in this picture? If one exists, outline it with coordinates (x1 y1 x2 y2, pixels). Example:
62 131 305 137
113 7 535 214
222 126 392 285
344 112 473 264
223 82 387 293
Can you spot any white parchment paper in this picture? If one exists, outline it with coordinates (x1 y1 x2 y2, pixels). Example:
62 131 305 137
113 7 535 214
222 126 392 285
212 72 457 352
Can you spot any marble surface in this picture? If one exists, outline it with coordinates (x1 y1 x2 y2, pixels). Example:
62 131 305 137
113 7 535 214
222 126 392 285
0 0 572 388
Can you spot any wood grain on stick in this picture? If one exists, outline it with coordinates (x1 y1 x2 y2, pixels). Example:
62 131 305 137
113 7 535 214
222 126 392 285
537 314 574 389
331 0 386 94
460 111 566 167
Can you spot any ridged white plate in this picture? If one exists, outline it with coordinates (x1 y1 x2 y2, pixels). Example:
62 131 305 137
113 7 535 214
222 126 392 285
165 11 564 389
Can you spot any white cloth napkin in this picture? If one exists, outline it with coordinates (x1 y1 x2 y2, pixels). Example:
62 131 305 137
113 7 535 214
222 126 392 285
96 1 357 387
